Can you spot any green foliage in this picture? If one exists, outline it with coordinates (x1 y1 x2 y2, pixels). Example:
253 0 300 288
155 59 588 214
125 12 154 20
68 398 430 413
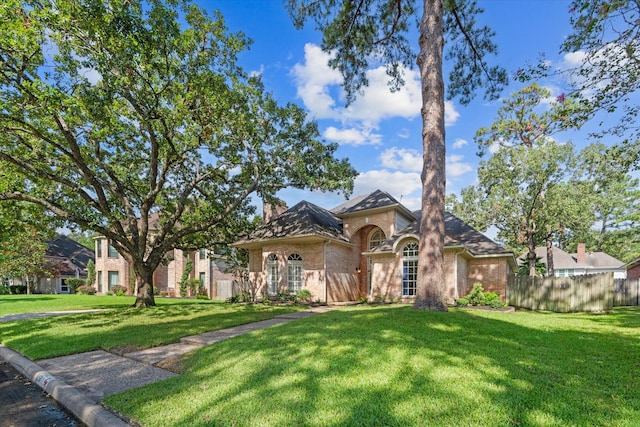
9 285 26 294
517 257 547 277
453 85 588 273
187 278 202 297
111 285 128 296
0 0 356 308
463 284 506 308
76 285 97 295
179 258 194 298
196 294 209 300
467 284 485 306
456 297 469 307
295 289 312 303
85 260 96 287
65 278 86 293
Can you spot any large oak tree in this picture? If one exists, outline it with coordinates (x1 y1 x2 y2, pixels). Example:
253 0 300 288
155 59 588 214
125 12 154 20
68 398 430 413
0 0 356 307
286 0 507 310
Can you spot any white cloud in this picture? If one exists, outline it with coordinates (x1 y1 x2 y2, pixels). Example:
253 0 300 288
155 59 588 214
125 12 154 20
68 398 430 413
323 125 382 146
291 44 343 119
446 155 473 177
452 138 468 149
379 147 422 172
344 66 422 122
445 100 460 127
353 170 422 204
292 43 425 125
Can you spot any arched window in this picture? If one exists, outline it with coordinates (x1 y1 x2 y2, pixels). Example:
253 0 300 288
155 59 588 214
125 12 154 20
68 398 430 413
267 253 278 296
287 253 303 292
368 228 386 251
402 241 419 297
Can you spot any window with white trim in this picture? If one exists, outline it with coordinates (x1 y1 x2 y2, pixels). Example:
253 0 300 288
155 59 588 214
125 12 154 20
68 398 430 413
402 241 418 296
267 253 278 295
368 228 385 251
287 253 303 292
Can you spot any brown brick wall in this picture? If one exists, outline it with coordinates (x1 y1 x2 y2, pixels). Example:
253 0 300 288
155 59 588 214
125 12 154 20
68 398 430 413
466 257 509 299
627 264 640 280
342 211 397 241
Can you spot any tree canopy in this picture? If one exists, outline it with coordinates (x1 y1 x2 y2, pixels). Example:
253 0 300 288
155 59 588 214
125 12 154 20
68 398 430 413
0 0 356 307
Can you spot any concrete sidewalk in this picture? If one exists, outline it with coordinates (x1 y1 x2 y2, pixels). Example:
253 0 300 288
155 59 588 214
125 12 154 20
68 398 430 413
0 306 335 427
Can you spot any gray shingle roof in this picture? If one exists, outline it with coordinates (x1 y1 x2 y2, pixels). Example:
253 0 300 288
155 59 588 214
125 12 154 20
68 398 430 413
370 212 512 255
331 189 406 216
527 246 624 269
46 235 95 277
234 201 349 245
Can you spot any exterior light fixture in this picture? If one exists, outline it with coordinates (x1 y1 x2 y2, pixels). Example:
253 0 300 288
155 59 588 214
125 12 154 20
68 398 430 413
355 267 362 274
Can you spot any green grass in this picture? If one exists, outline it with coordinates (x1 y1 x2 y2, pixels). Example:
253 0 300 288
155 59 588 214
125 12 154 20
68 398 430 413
0 294 222 316
102 306 640 427
0 301 304 359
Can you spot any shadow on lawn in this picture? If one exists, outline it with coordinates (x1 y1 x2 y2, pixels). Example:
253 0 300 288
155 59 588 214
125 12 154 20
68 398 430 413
108 306 640 426
0 304 301 359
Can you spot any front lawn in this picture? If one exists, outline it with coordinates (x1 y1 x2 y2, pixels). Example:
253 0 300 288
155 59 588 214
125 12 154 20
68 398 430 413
0 302 304 360
0 294 220 316
104 306 640 427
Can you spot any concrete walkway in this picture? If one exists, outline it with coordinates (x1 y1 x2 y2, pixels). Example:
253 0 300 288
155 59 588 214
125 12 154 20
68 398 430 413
0 306 336 426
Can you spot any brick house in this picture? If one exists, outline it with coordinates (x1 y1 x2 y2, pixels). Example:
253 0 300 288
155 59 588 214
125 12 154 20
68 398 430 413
232 190 516 304
623 256 640 280
93 240 232 298
35 235 94 294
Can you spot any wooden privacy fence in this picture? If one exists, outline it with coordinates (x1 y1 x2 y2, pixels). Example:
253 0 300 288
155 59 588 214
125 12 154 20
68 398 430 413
507 273 614 312
614 278 640 306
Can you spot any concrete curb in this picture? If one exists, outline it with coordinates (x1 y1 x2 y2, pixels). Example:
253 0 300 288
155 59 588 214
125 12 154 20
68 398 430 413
0 345 131 427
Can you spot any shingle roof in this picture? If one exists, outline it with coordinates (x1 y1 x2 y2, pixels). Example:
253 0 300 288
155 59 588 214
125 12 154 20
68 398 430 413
234 201 349 245
370 212 512 256
46 235 95 277
331 189 409 216
527 246 624 270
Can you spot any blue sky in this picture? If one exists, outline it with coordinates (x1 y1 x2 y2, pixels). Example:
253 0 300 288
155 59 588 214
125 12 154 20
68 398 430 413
203 1 604 213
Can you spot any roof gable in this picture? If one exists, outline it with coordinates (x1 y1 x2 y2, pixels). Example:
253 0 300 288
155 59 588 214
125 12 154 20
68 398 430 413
331 190 404 216
235 201 349 245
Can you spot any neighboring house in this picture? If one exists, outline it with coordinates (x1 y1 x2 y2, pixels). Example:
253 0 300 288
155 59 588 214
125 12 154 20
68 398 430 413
622 256 640 280
93 239 233 298
525 244 626 279
232 190 516 304
35 235 95 294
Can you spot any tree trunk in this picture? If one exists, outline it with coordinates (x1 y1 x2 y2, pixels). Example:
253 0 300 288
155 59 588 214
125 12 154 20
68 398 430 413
132 265 156 308
414 0 448 311
545 239 554 277
527 233 537 277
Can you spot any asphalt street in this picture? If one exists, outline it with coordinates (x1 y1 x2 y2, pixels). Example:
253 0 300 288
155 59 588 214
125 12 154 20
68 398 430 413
0 360 82 427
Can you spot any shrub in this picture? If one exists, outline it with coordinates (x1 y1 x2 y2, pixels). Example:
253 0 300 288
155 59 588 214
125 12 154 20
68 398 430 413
111 285 128 296
456 297 469 307
77 285 97 295
467 283 485 305
462 284 506 308
65 278 85 293
196 294 209 300
9 285 26 294
295 289 312 303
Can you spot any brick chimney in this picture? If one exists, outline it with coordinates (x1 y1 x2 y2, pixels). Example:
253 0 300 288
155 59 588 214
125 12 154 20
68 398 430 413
577 243 586 264
263 199 288 222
